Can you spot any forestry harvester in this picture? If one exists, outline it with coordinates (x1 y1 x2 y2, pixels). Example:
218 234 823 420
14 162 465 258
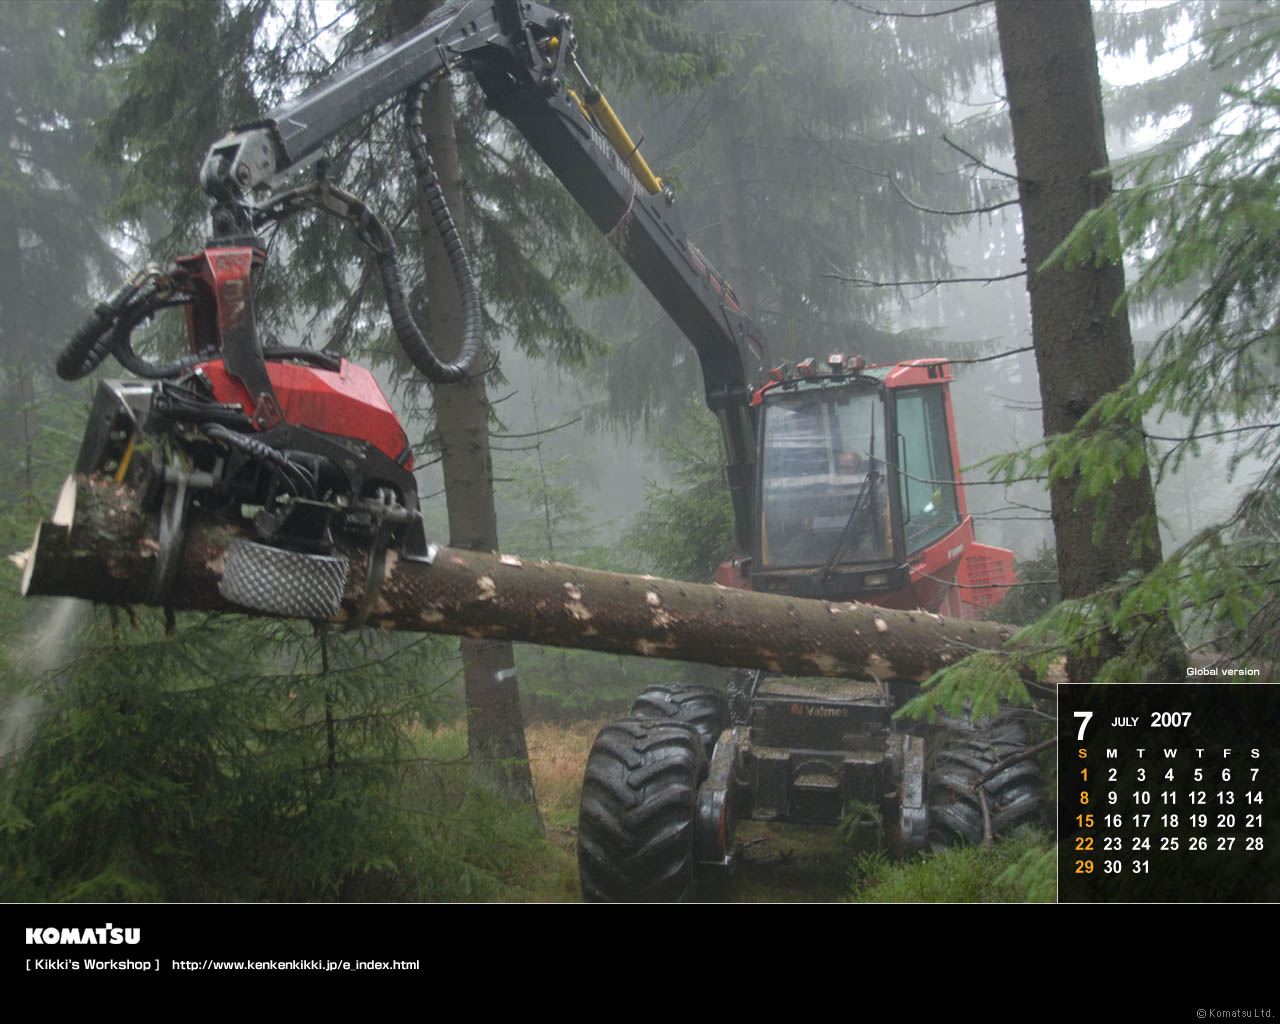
57 0 1039 900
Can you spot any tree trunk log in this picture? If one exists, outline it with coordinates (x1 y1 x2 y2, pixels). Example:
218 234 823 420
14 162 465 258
996 0 1174 682
18 476 1022 686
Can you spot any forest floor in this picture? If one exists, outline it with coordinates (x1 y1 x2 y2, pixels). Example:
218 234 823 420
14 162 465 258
422 718 1057 903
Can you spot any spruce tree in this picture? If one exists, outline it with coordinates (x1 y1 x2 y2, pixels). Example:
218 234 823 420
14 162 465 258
1010 6 1280 680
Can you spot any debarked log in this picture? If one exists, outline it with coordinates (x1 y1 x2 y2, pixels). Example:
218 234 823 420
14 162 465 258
17 475 1019 684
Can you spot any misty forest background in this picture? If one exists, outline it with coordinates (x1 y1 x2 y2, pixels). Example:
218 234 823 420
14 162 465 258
2 0 1277 901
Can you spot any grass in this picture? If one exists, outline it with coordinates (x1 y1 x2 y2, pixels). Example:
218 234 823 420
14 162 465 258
405 719 604 902
526 717 606 833
849 827 1056 903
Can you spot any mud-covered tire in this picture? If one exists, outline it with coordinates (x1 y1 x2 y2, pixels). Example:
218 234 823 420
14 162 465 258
928 711 1046 847
629 684 728 759
578 716 706 903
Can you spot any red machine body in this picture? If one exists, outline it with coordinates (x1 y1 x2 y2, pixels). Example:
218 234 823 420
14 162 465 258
879 359 1014 619
196 359 414 469
170 242 413 471
731 356 1015 620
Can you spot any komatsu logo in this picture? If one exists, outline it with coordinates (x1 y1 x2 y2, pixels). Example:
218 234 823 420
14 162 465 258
25 924 139 945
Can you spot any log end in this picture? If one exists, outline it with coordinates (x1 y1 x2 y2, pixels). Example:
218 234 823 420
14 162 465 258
52 475 77 528
18 524 41 596
19 478 77 598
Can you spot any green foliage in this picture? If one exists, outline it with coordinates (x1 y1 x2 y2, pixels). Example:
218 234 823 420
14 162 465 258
837 799 885 850
0 1 122 659
0 384 86 548
0 612 561 901
1096 3 1273 160
89 0 329 251
947 11 1280 682
896 652 1031 725
848 827 1054 903
0 384 95 689
992 836 1056 903
625 403 734 582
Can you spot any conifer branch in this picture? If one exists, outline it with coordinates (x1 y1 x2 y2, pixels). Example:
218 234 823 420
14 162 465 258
942 344 1034 365
1144 422 1280 444
491 415 582 440
823 268 1026 289
796 121 1017 217
849 0 989 18
942 134 1026 183
885 174 1020 217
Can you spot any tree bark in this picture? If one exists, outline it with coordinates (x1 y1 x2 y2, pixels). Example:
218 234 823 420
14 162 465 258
392 0 539 815
19 475 1021 686
996 0 1169 681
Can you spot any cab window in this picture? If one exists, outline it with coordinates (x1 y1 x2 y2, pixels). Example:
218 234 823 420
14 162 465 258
894 388 959 554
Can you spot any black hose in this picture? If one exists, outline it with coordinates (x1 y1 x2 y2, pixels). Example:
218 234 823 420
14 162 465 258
113 306 342 380
108 299 214 379
204 422 317 499
56 279 143 380
376 79 480 384
59 280 209 381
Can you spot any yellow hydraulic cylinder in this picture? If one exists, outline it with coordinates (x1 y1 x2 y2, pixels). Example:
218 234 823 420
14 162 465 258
583 87 663 195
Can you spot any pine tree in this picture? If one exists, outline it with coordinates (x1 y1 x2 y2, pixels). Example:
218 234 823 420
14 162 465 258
0 0 118 364
0 614 523 901
974 4 1280 681
583 0 1004 434
994 0 1170 683
625 402 735 584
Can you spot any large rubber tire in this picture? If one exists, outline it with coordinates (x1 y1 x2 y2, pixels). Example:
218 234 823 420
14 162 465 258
578 716 706 903
629 684 728 759
927 711 1046 847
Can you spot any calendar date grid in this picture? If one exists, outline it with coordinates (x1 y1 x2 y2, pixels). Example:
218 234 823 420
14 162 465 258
1057 684 1278 902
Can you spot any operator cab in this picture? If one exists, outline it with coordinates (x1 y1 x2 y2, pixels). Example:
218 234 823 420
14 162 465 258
748 356 1002 616
757 372 895 569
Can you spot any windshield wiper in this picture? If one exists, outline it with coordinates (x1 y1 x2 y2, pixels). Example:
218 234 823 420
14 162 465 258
820 467 880 582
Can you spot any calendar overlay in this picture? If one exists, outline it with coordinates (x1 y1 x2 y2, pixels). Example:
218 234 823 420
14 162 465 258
1058 683 1279 902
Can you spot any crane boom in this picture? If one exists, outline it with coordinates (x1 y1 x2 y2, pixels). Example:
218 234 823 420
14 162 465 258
198 0 766 550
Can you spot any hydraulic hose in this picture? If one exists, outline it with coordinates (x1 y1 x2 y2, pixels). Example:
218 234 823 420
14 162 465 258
379 79 480 384
64 272 345 382
114 306 340 380
258 166 478 386
57 278 145 380
109 299 211 379
59 271 205 381
204 422 317 499
65 78 480 388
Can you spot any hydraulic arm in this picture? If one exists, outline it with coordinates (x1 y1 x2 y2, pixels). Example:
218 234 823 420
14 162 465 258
199 0 768 550
60 0 1014 619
